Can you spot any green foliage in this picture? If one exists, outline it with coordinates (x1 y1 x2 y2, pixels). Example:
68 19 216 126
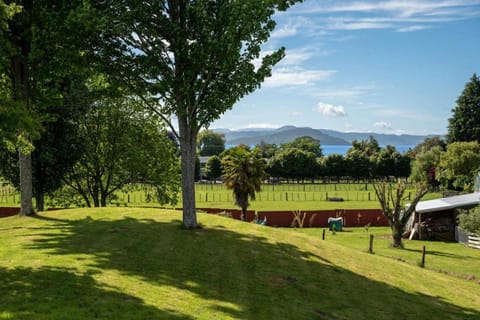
221 145 266 218
458 207 480 235
267 147 319 182
281 136 322 157
413 136 446 154
447 74 480 143
375 145 410 178
321 154 346 179
198 130 225 156
92 0 302 228
438 141 480 191
62 94 180 207
205 155 222 180
410 146 442 187
254 140 278 158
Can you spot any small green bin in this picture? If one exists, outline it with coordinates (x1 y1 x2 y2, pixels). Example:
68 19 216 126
328 217 343 231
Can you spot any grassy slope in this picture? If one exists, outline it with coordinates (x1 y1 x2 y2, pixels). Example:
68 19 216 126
0 208 478 320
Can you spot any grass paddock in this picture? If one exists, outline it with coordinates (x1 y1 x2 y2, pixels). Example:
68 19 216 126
1 208 479 319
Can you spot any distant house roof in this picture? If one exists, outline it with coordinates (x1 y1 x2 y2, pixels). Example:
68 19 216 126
415 192 480 214
199 156 210 164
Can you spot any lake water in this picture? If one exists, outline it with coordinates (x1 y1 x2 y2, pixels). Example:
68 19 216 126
322 145 415 156
226 144 415 156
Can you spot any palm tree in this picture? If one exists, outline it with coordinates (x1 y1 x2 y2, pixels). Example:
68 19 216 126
221 145 266 221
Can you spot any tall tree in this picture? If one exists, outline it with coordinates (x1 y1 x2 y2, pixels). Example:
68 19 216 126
62 94 180 207
321 154 346 181
413 136 446 154
447 74 480 143
205 155 222 180
281 136 323 157
0 0 90 215
373 181 428 248
410 146 442 188
438 141 480 191
198 130 225 156
221 145 266 221
94 0 302 228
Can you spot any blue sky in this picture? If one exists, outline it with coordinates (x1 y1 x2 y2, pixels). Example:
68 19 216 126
211 0 480 135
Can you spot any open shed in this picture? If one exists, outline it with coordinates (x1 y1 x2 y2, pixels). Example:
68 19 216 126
410 192 480 241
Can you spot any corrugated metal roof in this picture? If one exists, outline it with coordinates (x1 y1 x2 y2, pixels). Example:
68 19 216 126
415 192 480 213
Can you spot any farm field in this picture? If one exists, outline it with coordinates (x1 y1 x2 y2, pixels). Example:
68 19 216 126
115 182 442 211
0 208 479 319
1 182 443 211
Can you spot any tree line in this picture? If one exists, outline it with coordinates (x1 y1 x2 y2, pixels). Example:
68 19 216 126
199 134 412 183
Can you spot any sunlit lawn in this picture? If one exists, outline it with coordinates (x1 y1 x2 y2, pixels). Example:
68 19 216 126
0 208 479 319
298 226 480 279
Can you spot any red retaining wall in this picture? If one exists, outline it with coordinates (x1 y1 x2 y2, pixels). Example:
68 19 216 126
0 207 19 218
198 207 389 228
0 207 63 218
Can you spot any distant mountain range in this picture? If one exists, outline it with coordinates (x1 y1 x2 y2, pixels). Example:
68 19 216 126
214 126 435 146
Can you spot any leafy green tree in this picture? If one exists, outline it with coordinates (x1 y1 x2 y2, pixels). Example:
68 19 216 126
375 145 397 178
254 140 278 158
62 95 180 207
345 137 380 180
0 78 89 211
348 136 381 158
282 136 322 157
447 74 480 143
410 146 442 187
0 0 91 215
321 154 346 181
205 155 222 180
93 0 302 228
373 181 428 248
413 136 446 154
198 130 225 156
438 141 480 191
345 150 373 180
267 148 319 183
458 207 480 235
222 145 266 221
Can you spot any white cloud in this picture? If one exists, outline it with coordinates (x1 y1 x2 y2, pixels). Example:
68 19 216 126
396 25 432 32
271 24 298 38
374 121 393 129
289 0 480 33
313 85 376 99
264 68 336 88
316 102 347 117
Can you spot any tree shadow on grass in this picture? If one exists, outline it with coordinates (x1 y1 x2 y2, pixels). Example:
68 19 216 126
0 266 191 320
21 212 480 320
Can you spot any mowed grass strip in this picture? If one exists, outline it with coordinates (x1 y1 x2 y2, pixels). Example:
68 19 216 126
299 227 480 280
0 208 478 319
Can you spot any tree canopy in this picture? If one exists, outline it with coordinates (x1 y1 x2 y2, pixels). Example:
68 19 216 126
93 0 302 228
447 74 480 144
198 130 225 156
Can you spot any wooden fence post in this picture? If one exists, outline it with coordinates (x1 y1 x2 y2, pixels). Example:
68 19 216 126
369 234 374 254
421 246 426 268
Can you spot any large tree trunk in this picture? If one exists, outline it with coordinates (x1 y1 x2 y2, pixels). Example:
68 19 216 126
19 151 34 216
178 116 198 229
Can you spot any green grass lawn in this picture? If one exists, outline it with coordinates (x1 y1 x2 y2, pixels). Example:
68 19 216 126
1 208 479 319
1 182 442 211
298 227 480 280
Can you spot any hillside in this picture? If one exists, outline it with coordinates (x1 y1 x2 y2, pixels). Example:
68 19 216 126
1 208 479 320
217 125 431 146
